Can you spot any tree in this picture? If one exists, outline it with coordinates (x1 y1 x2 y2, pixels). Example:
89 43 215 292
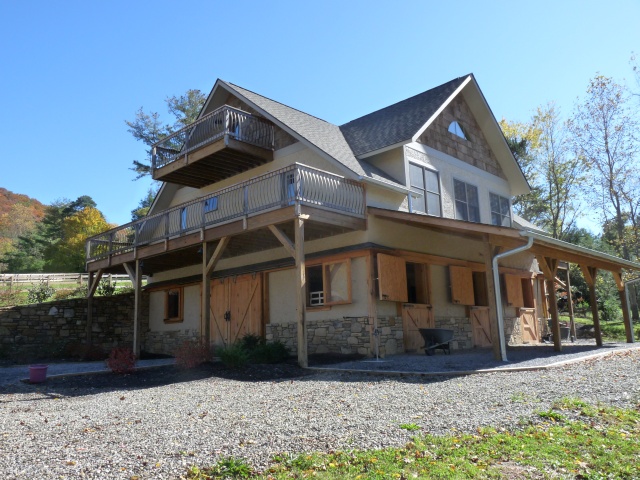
569 75 639 260
49 207 112 272
126 89 206 180
131 187 157 221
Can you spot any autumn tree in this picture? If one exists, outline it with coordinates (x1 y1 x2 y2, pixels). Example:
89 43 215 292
569 75 639 260
126 89 206 180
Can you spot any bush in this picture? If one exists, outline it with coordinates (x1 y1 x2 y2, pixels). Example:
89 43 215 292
106 346 136 374
249 341 290 364
174 339 212 369
96 279 117 296
238 333 264 351
217 344 249 369
27 282 56 304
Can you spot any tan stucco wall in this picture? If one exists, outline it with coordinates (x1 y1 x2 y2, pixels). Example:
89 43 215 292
148 284 201 333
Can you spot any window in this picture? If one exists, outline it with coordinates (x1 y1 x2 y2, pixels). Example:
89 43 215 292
448 121 467 140
408 163 441 216
180 207 187 230
306 259 351 307
204 196 218 213
454 179 480 222
490 193 511 227
165 288 183 323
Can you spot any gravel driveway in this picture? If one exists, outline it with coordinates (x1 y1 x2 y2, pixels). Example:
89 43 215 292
1 348 639 479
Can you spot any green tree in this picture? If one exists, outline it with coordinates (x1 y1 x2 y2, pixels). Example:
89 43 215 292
569 75 639 260
131 187 157 221
126 89 206 180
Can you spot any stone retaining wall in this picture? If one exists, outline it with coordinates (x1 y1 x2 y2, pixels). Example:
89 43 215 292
0 293 149 362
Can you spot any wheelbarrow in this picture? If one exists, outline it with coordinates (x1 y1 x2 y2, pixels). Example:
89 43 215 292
419 328 454 356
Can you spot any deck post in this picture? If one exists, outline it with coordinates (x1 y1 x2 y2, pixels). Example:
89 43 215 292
612 272 634 344
201 237 229 345
367 253 379 358
294 217 307 367
580 265 603 347
133 259 142 356
538 257 561 351
86 269 103 344
565 264 577 341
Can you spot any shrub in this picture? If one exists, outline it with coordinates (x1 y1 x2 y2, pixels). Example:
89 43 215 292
249 341 290 364
174 339 212 369
96 279 117 296
27 282 56 304
217 344 249 369
238 333 264 351
106 346 136 374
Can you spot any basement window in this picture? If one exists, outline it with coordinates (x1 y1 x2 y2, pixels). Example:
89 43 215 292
165 288 183 323
448 121 467 140
306 259 352 307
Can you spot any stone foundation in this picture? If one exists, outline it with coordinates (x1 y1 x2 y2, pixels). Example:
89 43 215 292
266 315 404 357
434 316 473 350
144 329 200 356
0 292 149 362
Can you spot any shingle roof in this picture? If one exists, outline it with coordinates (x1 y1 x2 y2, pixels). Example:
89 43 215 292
221 81 406 189
339 76 469 156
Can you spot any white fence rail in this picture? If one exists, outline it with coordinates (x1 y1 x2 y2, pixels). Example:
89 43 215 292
0 273 136 286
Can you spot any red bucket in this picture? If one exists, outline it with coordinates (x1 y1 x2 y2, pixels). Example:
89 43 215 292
29 364 48 383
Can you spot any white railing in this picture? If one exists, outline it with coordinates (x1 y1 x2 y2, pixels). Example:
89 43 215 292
152 105 274 170
0 273 138 285
86 164 366 263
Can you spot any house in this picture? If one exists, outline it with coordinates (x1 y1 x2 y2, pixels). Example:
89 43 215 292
85 74 640 366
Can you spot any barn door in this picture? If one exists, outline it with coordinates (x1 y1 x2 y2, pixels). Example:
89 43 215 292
470 306 492 347
210 273 262 346
401 304 434 351
520 308 538 343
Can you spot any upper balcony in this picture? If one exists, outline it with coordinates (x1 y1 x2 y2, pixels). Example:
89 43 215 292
152 105 275 188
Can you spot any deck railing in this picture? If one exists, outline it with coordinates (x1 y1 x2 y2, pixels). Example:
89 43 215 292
86 164 366 263
152 105 275 170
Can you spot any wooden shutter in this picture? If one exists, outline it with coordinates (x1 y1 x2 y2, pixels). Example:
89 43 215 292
377 253 407 302
504 274 524 307
450 266 474 305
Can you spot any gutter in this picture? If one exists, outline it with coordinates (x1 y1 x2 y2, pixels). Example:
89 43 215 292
493 231 534 362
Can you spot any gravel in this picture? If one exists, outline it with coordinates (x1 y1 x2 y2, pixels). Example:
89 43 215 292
1 348 639 479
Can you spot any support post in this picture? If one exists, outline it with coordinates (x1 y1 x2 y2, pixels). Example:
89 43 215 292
201 237 229 345
366 252 379 358
565 264 577 342
483 242 501 361
612 272 634 343
294 217 307 367
538 256 561 352
133 259 142 356
86 269 103 344
581 265 603 347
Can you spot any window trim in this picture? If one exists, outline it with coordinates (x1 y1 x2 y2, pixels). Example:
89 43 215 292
453 178 480 223
164 287 184 323
408 162 442 217
306 258 352 308
489 192 512 227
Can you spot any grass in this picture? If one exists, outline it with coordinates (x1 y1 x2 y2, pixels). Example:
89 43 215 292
184 398 640 479
558 312 640 341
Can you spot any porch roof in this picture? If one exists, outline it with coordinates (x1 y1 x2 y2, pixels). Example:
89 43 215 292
368 207 640 274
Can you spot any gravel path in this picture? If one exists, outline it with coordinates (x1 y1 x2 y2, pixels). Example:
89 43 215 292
1 348 639 479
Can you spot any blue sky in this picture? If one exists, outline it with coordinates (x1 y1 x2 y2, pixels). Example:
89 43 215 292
1 0 638 228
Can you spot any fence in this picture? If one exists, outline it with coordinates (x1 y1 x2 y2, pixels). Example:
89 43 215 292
0 273 137 286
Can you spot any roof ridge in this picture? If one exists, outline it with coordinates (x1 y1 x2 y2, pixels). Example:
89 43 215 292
225 81 335 126
340 75 471 127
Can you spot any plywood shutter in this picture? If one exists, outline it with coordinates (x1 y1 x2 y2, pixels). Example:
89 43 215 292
504 274 524 307
450 265 474 305
377 253 407 302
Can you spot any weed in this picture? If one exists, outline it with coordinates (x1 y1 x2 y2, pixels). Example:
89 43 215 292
399 423 421 431
537 409 567 422
96 279 117 296
186 457 253 479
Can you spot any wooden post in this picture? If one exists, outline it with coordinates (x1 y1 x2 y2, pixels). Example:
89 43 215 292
538 257 561 351
483 242 501 361
580 265 602 347
565 264 577 341
132 259 142 356
367 252 379 358
294 217 307 367
612 272 634 344
201 237 229 345
86 269 103 344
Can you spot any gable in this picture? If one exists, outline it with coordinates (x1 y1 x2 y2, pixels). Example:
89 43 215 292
417 94 506 180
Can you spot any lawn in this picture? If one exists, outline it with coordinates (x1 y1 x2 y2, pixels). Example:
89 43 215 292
559 312 640 341
185 398 640 479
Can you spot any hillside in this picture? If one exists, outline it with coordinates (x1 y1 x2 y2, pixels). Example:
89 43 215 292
0 188 47 259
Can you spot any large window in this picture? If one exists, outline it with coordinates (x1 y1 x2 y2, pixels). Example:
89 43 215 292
409 163 441 216
454 179 480 222
490 193 511 227
307 259 351 307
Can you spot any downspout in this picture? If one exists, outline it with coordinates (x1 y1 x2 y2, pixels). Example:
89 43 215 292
493 231 534 361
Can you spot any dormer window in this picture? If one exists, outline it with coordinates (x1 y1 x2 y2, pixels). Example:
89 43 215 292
448 121 467 140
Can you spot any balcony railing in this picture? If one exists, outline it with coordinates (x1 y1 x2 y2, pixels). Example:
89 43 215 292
86 164 366 263
152 105 275 170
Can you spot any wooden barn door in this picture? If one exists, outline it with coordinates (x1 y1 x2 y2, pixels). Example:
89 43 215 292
520 308 538 343
210 273 262 346
402 304 434 351
470 306 492 347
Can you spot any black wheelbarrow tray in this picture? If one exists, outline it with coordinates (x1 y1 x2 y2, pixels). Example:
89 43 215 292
419 328 454 356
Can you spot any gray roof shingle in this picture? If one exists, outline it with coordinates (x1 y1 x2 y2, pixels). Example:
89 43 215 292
339 76 469 156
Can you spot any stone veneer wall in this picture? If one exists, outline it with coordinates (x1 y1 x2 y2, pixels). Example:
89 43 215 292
434 316 473 350
266 315 404 358
0 292 149 362
144 329 200 356
504 316 523 345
